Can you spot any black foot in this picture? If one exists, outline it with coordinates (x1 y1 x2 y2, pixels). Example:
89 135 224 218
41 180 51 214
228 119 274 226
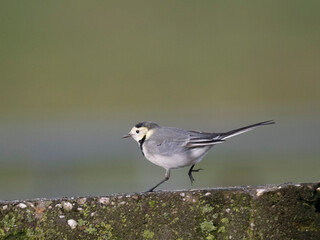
147 187 155 192
188 164 204 185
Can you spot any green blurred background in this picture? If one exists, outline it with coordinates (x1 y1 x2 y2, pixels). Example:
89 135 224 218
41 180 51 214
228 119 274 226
1 1 319 200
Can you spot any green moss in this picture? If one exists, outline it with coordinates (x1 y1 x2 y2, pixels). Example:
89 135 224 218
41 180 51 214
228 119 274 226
45 229 58 239
232 206 240 212
202 204 214 214
121 213 127 227
83 203 90 218
298 223 318 232
144 213 151 223
221 218 229 224
34 226 45 239
170 217 179 225
134 202 141 212
25 228 35 238
3 214 16 229
200 221 217 233
212 213 219 219
78 219 86 227
206 234 215 240
148 200 156 208
98 222 113 239
142 229 154 239
85 224 97 235
26 210 34 223
218 226 225 233
0 228 5 237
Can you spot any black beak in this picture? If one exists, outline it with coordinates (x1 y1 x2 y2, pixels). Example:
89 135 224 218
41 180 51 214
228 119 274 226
122 133 131 139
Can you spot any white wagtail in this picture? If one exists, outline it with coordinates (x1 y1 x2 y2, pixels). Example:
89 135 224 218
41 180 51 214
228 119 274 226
123 120 275 192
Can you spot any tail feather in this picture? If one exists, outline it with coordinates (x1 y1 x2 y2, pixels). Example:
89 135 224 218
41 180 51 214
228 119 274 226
186 139 225 148
219 120 275 140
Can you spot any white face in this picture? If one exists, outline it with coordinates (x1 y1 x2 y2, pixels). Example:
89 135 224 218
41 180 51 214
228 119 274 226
128 126 148 142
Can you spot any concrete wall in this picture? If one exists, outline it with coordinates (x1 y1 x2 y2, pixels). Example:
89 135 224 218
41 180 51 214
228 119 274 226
1 182 320 239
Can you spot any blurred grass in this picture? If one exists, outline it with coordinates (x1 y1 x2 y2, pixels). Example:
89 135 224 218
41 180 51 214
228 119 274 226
0 1 320 117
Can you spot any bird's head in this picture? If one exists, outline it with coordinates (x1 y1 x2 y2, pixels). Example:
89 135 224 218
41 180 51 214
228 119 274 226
122 121 160 143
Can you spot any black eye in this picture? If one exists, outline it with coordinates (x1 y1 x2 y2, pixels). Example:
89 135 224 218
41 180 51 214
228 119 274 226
136 130 140 134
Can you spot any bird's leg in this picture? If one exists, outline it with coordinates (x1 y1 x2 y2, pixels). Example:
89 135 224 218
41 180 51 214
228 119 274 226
147 169 170 192
188 164 204 185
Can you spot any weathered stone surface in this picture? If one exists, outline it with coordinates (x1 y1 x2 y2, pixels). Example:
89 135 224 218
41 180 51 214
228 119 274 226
1 182 320 239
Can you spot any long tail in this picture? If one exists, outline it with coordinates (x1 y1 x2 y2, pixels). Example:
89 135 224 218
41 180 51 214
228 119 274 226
218 120 275 140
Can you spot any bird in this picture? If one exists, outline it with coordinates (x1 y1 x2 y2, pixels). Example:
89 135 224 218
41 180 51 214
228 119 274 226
122 120 275 192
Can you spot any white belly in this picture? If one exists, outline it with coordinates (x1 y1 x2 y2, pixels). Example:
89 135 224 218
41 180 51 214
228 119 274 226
143 146 211 169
